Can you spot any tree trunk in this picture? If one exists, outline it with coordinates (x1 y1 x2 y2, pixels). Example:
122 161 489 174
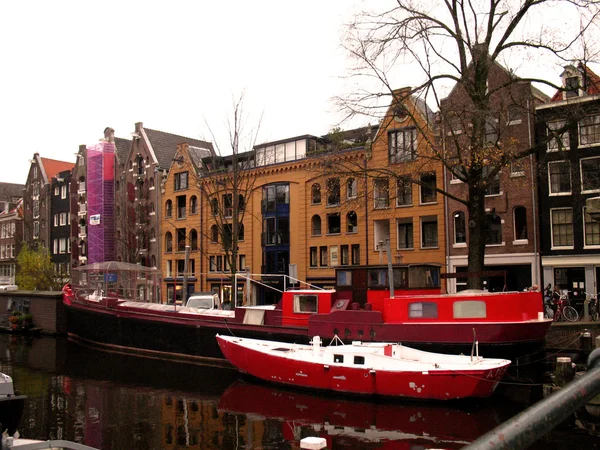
467 185 487 289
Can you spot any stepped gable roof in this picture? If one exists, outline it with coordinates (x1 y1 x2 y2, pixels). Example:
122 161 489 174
144 128 214 170
0 182 25 201
40 157 74 180
550 63 600 101
114 137 132 163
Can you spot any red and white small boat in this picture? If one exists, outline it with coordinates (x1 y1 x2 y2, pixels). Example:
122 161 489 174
216 334 511 401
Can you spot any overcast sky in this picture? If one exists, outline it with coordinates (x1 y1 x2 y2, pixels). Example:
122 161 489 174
0 1 363 184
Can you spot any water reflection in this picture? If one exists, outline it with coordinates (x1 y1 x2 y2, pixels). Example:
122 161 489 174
0 334 597 449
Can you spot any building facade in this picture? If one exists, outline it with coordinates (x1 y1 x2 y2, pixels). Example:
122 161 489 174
442 60 549 292
50 169 72 277
536 63 600 294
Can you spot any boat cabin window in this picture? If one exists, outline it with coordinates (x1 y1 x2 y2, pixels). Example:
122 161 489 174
334 354 344 363
408 302 438 318
337 270 352 286
453 301 487 319
368 269 387 288
354 356 365 365
409 265 440 288
294 294 318 313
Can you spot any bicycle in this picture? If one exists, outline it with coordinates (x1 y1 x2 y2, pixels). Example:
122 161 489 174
583 292 599 321
553 292 579 322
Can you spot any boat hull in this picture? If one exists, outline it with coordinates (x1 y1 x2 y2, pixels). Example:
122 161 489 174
217 336 509 400
0 395 26 433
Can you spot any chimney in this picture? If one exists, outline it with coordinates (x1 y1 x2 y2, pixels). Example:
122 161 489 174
103 127 115 143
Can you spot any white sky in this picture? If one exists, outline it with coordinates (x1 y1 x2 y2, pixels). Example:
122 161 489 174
0 1 593 185
0 1 361 184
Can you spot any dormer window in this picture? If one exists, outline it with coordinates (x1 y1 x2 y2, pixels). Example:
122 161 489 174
565 76 579 98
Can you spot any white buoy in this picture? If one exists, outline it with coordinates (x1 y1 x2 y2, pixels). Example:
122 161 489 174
300 436 327 449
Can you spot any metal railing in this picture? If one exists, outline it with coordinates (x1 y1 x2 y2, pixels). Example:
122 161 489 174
464 348 600 449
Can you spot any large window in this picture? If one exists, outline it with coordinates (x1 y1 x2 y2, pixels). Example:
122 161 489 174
190 196 198 214
548 161 571 194
421 216 438 248
327 178 340 206
347 178 357 199
311 184 321 204
223 194 233 217
176 195 186 219
165 232 173 252
514 206 528 241
374 178 389 209
396 176 412 206
397 218 413 249
319 246 328 267
454 211 466 244
309 247 318 267
581 157 600 193
485 214 502 245
584 207 600 247
483 167 500 196
174 172 188 191
547 120 568 152
420 173 437 204
389 128 417 163
165 200 172 218
346 211 358 233
311 215 321 236
551 208 574 248
580 114 600 146
327 213 341 235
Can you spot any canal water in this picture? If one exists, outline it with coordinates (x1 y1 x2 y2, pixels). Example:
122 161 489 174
1 334 598 450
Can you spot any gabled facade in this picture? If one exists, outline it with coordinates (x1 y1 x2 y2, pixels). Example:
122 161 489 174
0 198 23 285
442 60 548 292
23 153 74 252
161 142 215 303
536 63 600 293
116 122 213 279
50 169 72 277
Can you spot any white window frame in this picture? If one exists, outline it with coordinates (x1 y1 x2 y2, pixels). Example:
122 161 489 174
580 156 600 194
547 120 568 152
579 114 600 147
548 160 572 196
550 207 574 249
583 206 600 249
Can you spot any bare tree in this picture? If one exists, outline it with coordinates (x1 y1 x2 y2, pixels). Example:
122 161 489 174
199 93 262 305
334 0 600 288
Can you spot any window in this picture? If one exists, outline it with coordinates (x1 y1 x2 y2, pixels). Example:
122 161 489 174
319 246 328 267
53 214 58 227
374 178 389 209
581 157 600 193
354 356 365 365
421 216 438 248
136 155 145 175
507 105 522 124
548 161 571 194
327 178 340 206
60 212 67 226
485 117 498 145
311 184 321 204
514 206 528 240
165 232 173 252
547 120 568 152
340 245 349 266
453 301 487 319
165 200 172 218
584 207 600 246
483 167 500 196
327 213 341 234
33 221 39 239
238 194 245 212
61 185 67 199
176 195 186 219
511 158 525 175
223 194 233 217
177 228 186 251
397 218 413 249
420 173 436 204
565 76 579 97
454 211 466 244
408 302 438 318
551 208 574 247
294 294 318 313
59 238 67 254
351 244 360 265
190 196 198 214
309 247 318 267
311 215 321 236
347 178 357 199
389 128 417 163
346 211 357 233
190 229 198 250
209 256 216 272
485 214 502 245
54 186 59 196
580 114 600 146
174 172 188 191
396 176 412 206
